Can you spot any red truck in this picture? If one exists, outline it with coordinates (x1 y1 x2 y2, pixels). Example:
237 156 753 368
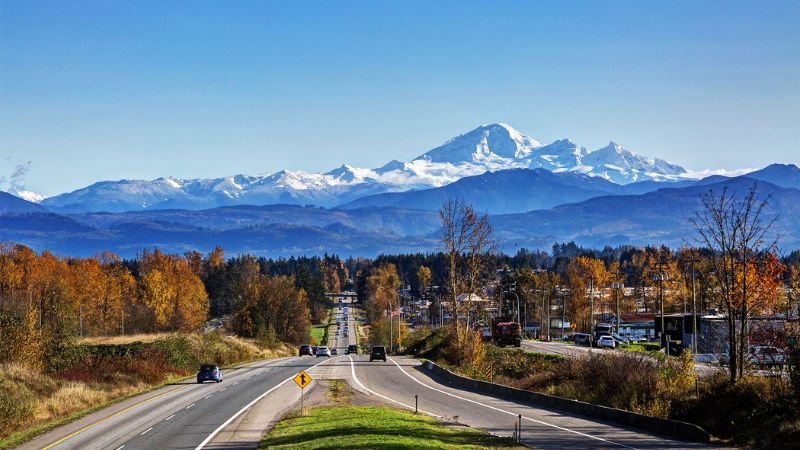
491 318 522 347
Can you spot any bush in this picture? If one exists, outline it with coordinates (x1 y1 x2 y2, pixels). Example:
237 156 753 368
0 380 35 436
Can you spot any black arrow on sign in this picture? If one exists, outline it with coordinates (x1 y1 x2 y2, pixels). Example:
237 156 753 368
300 374 306 384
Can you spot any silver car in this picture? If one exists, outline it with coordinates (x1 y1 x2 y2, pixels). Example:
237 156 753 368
316 346 332 357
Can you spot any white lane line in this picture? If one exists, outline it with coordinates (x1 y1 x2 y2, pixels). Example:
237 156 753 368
194 356 338 450
165 414 176 421
387 357 639 449
233 381 240 385
220 387 227 391
347 356 440 417
115 445 125 450
204 395 213 399
140 427 153 436
186 403 195 409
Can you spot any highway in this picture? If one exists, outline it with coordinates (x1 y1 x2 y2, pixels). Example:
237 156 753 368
20 301 722 449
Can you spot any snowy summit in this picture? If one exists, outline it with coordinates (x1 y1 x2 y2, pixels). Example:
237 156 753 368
39 123 689 212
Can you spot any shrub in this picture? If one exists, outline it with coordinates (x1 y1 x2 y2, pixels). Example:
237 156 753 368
0 379 35 435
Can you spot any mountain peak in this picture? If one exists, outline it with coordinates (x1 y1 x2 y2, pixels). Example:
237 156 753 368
415 122 543 163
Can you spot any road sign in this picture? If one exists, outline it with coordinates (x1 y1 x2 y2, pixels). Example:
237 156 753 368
294 370 312 389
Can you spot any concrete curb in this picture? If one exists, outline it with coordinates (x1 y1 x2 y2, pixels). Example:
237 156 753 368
422 360 711 443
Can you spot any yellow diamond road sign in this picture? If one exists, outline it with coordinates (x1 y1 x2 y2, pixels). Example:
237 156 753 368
294 370 312 389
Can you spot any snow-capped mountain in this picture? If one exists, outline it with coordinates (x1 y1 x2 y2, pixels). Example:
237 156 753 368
41 123 690 213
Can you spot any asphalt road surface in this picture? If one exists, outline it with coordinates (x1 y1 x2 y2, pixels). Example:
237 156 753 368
21 301 724 450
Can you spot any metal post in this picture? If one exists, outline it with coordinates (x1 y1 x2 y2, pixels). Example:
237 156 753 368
415 394 418 413
541 289 546 341
518 414 522 443
301 387 304 416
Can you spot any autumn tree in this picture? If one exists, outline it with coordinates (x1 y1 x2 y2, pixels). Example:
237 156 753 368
439 199 494 366
691 183 781 383
365 264 400 323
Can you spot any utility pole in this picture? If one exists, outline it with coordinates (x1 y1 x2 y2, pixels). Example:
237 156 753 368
688 252 700 355
614 270 623 336
589 276 594 349
541 288 548 341
561 289 566 340
654 256 669 353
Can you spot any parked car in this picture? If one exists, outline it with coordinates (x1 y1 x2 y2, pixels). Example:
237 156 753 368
370 345 387 362
299 344 313 356
748 346 785 369
597 336 616 349
611 333 630 345
316 346 332 357
346 344 358 355
197 364 223 383
572 333 591 346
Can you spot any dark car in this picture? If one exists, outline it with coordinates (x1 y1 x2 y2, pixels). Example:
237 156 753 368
331 348 338 355
311 346 318 355
346 344 358 355
299 344 313 356
197 364 223 383
370 345 387 362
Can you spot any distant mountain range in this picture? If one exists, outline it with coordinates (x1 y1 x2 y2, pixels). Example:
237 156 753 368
2 164 798 257
32 123 692 213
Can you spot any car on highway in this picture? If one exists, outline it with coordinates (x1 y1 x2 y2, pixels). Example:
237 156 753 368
197 364 223 383
370 345 387 362
331 348 338 355
597 336 616 349
346 344 358 355
316 346 332 357
299 344 313 356
748 345 785 369
311 346 318 355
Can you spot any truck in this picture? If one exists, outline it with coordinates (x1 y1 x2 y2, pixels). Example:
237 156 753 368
491 318 522 347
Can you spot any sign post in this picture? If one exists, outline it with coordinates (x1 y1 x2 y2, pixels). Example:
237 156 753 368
293 370 313 415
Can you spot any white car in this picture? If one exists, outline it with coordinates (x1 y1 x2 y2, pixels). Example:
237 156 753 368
597 336 616 349
316 346 332 357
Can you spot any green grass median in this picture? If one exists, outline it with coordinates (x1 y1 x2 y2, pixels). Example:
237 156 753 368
259 405 523 449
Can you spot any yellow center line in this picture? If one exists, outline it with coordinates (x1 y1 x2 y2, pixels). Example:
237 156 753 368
41 385 188 450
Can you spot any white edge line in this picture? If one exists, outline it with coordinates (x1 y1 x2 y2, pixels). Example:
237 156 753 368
186 403 195 409
388 357 640 450
165 414 176 421
115 445 125 450
194 356 337 450
347 355 441 418
140 427 153 436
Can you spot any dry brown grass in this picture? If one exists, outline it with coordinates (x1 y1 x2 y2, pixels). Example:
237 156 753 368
78 333 175 345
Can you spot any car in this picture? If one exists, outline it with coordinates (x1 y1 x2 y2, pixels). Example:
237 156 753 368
748 346 785 369
572 333 591 346
346 344 358 355
311 346 318 355
611 333 630 345
197 364 223 383
597 336 616 349
299 344 313 356
316 346 332 357
331 348 338 355
344 331 348 337
370 345 387 362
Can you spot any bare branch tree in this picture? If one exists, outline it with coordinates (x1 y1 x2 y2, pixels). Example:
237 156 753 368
690 183 780 383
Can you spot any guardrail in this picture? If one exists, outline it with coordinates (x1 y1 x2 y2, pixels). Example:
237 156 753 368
422 360 711 443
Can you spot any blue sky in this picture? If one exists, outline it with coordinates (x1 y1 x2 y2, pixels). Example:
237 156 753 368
1 0 798 196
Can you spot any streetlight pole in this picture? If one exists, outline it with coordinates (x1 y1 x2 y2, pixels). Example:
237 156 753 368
561 289 567 340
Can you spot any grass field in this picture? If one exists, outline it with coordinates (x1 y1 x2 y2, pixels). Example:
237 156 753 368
259 405 523 449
